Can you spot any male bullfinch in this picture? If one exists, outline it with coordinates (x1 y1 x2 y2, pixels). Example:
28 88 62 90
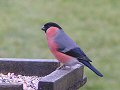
41 22 103 77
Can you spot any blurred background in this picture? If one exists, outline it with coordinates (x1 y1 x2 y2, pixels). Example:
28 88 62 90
0 0 120 90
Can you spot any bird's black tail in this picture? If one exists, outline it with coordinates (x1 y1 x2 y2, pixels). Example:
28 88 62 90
81 60 103 77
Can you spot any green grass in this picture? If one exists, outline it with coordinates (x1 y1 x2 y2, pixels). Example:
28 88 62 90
0 0 120 90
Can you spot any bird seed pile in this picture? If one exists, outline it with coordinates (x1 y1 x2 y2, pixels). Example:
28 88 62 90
0 73 42 90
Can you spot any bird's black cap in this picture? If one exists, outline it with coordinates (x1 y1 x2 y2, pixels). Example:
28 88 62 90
41 22 62 32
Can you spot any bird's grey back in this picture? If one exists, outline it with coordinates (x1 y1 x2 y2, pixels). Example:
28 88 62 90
55 29 79 52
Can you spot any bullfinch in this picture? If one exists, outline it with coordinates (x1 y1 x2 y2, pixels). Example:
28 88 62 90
41 22 103 77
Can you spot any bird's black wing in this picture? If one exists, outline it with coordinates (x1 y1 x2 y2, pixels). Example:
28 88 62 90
58 47 92 62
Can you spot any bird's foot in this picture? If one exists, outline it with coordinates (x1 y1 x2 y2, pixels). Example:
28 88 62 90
56 64 66 70
56 64 71 70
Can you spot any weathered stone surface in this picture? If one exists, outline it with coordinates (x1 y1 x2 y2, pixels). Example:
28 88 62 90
0 58 60 76
38 64 87 90
0 83 23 90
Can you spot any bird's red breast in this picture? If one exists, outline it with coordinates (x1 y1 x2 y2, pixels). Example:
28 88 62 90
46 27 74 64
46 27 59 50
46 27 59 52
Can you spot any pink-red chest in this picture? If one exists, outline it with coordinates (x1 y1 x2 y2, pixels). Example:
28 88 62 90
46 27 58 51
46 27 72 63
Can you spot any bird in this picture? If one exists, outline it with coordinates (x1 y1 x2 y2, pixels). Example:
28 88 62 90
41 22 103 77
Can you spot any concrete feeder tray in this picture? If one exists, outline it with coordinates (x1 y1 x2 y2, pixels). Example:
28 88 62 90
0 58 87 90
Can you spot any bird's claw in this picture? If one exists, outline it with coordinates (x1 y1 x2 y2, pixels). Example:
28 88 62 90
56 64 66 70
56 64 71 70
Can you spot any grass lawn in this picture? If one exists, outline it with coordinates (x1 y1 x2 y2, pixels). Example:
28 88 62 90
0 0 120 90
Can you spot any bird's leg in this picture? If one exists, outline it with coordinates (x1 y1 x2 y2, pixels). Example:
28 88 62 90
56 63 66 70
56 63 72 70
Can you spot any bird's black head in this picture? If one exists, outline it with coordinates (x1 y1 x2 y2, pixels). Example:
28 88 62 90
41 22 62 32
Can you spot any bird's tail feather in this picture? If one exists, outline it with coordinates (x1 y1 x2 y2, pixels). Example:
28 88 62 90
81 60 103 77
